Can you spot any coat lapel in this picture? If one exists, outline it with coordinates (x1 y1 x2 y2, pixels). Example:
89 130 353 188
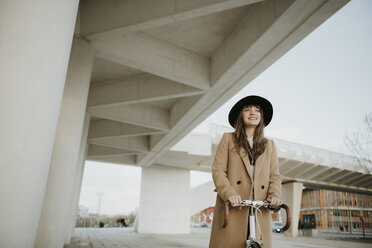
238 146 253 180
238 146 266 181
253 150 265 180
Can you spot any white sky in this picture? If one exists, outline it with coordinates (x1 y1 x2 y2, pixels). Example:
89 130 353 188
79 0 372 215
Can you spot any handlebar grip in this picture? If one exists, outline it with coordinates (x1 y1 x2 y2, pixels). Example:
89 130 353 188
279 203 291 232
268 203 291 232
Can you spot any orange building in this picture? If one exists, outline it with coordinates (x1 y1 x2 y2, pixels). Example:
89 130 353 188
300 189 372 232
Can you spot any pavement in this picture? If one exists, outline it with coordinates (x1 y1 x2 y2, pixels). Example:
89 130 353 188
65 227 372 248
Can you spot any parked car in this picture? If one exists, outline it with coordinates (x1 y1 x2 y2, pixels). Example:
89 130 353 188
272 222 283 233
200 222 208 228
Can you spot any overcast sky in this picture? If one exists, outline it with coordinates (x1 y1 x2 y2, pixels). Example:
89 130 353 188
79 0 372 215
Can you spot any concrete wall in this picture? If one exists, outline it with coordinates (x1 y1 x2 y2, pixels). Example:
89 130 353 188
138 166 190 234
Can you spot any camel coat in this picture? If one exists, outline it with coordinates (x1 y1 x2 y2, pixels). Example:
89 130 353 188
209 132 282 248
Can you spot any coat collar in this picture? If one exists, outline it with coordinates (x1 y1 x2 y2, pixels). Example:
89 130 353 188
238 146 265 181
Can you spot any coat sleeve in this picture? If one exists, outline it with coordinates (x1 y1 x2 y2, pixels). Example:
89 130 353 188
212 133 237 201
267 140 282 199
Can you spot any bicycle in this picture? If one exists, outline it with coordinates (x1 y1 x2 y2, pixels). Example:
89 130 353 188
222 199 291 248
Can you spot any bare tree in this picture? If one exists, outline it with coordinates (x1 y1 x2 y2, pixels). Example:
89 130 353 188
128 211 136 224
344 113 372 175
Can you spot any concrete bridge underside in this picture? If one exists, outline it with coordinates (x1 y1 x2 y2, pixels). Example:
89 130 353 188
0 0 350 247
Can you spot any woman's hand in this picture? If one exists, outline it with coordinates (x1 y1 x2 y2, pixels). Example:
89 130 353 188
228 195 242 209
267 197 282 212
267 196 282 205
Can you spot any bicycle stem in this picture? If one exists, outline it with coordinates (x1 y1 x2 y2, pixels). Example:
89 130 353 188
249 205 256 240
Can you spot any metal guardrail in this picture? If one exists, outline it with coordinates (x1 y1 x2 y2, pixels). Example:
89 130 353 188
205 122 362 172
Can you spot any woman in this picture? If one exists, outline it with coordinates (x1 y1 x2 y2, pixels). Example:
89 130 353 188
209 95 282 248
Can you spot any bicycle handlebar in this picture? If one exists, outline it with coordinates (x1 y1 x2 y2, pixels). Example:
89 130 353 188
232 199 269 208
222 200 291 233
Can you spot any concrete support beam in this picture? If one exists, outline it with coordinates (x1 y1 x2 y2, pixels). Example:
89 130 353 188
81 0 262 40
91 33 210 90
169 95 204 128
285 163 316 178
88 103 171 131
89 135 149 153
337 172 364 185
304 166 330 180
365 180 372 188
212 0 294 86
88 74 204 109
281 182 303 237
296 164 320 179
88 119 165 139
0 1 79 247
280 160 305 175
345 173 369 186
312 168 341 181
89 155 137 166
282 176 372 194
64 113 91 244
87 144 143 159
138 165 190 234
35 39 94 248
352 175 372 187
322 170 354 183
211 0 349 87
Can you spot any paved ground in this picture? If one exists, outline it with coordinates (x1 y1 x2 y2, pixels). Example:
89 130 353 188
65 227 372 248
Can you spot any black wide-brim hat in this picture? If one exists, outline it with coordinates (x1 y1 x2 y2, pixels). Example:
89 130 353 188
228 95 273 128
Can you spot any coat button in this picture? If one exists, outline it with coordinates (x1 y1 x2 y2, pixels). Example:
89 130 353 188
237 180 241 185
261 185 265 189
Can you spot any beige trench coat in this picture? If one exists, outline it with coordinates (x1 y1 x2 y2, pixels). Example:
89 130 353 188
209 132 282 248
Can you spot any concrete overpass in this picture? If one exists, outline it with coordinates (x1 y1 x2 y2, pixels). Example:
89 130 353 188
170 123 372 192
1 0 350 247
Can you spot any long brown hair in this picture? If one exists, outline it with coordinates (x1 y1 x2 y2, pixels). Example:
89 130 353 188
232 104 268 165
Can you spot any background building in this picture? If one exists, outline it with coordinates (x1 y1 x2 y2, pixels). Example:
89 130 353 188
300 189 372 232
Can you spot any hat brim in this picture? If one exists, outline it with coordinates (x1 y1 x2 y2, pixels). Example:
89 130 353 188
228 95 273 128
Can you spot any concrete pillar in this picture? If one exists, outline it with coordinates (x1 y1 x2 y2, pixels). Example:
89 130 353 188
280 182 303 237
138 165 190 234
0 1 79 247
64 113 91 244
35 39 94 248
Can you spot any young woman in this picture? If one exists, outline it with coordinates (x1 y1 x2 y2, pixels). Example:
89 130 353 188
209 95 282 248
